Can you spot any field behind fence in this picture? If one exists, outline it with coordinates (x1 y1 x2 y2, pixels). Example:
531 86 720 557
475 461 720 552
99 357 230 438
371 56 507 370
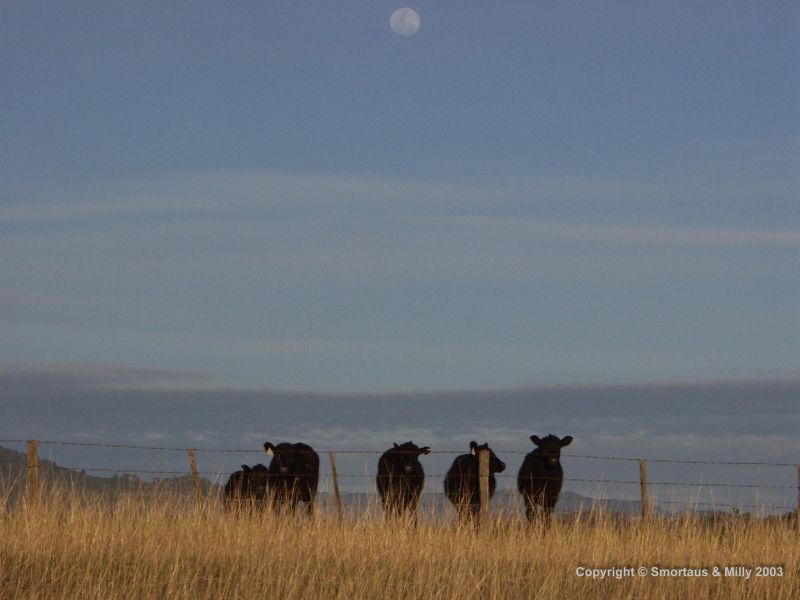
2 438 799 520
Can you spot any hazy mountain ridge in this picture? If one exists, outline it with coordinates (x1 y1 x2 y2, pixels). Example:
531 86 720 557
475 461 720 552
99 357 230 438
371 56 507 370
0 445 218 504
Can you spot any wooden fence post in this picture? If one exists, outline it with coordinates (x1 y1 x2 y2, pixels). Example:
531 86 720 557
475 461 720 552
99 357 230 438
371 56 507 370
328 452 343 523
754 484 761 518
478 448 490 522
26 440 39 507
639 459 649 522
796 465 799 521
187 449 202 505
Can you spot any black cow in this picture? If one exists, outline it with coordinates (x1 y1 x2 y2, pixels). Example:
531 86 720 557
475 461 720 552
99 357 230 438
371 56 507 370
517 434 573 521
376 441 430 520
444 441 506 521
223 463 270 511
263 441 320 516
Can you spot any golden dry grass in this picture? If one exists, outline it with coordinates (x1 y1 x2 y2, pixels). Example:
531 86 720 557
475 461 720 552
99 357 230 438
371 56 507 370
1 489 797 600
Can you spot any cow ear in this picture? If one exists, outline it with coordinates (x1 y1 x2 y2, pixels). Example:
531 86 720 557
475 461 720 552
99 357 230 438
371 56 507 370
530 435 542 446
560 436 573 447
393 442 399 448
469 440 478 454
264 442 274 454
242 464 250 472
420 446 430 455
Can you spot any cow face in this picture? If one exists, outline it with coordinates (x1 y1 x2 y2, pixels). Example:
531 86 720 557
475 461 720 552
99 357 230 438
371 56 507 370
469 441 506 474
391 441 430 474
531 434 573 466
265 442 298 475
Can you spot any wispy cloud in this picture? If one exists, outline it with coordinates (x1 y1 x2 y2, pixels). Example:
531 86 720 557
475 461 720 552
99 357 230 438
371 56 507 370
3 171 798 251
3 170 797 390
423 216 800 248
0 363 210 390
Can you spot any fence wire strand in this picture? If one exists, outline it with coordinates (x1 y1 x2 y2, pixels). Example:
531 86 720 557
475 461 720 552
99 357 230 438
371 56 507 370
2 437 798 515
1 438 797 467
3 464 797 490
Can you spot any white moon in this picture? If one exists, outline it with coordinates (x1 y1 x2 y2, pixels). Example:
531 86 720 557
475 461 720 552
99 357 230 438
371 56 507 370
390 8 420 36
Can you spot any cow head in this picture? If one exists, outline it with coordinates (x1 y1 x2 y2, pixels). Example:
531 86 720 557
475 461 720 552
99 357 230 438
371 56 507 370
530 434 573 466
469 440 506 474
264 441 296 475
390 441 430 473
264 441 315 482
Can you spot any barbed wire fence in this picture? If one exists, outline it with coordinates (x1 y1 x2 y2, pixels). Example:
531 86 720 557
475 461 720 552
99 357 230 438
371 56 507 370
1 438 798 521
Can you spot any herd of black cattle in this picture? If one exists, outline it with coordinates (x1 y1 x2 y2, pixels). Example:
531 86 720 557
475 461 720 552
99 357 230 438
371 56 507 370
224 434 573 521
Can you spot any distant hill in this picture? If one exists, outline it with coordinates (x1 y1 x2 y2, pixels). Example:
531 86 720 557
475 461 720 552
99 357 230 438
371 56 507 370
0 445 219 506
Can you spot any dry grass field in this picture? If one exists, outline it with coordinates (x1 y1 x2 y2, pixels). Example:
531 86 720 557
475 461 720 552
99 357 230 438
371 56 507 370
1 489 797 600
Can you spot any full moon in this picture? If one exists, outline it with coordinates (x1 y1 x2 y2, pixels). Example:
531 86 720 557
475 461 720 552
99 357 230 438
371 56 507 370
390 8 420 36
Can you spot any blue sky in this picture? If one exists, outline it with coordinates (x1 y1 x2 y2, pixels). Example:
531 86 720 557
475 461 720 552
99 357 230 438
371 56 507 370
2 1 798 391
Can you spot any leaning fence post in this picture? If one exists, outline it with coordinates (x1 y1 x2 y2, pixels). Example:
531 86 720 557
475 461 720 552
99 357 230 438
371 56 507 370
639 459 649 521
328 452 343 523
478 448 490 522
187 449 202 505
26 440 39 507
